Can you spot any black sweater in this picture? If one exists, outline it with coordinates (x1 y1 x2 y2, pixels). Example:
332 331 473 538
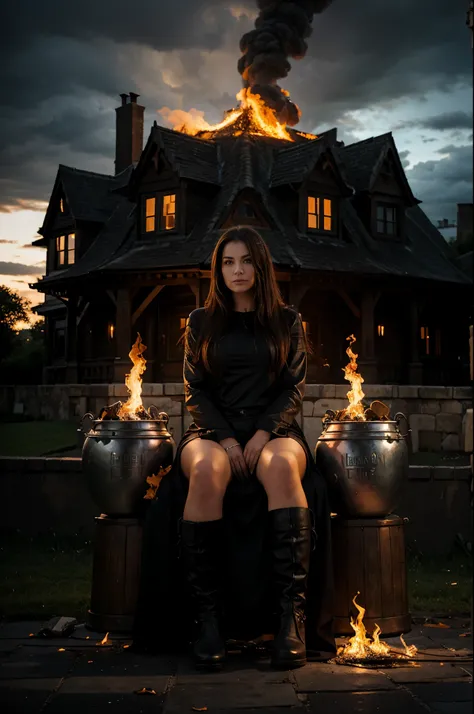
183 305 307 442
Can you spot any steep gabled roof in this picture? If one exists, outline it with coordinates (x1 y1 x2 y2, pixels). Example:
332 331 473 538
35 198 135 286
33 124 470 289
335 133 419 206
270 127 349 191
334 133 392 192
131 124 220 188
39 165 130 237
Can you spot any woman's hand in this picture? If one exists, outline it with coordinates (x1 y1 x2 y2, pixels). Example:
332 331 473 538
243 429 271 475
219 438 250 480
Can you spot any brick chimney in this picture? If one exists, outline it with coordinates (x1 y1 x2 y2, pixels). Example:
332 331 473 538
456 203 473 249
115 92 144 174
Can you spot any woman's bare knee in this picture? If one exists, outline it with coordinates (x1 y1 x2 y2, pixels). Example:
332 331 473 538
181 440 231 520
258 456 300 496
180 439 231 493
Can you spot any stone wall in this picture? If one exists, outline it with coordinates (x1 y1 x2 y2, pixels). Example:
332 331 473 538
0 456 471 555
1 383 471 454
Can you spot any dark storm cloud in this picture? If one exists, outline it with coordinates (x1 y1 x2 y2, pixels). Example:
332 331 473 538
394 111 473 133
398 150 410 169
0 1 241 210
283 0 471 132
0 262 44 276
1 1 230 58
406 144 473 222
0 0 472 212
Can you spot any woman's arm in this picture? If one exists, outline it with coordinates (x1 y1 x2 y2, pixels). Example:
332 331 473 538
183 310 237 442
255 309 306 435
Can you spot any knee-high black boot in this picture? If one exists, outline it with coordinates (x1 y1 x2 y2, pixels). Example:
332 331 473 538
269 507 311 669
180 519 226 669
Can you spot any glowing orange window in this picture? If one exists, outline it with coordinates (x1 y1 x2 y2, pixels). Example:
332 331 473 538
145 197 156 232
67 233 75 264
308 196 332 231
56 235 65 266
162 194 176 230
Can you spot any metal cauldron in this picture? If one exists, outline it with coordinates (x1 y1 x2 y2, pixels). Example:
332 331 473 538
81 412 174 517
315 413 409 518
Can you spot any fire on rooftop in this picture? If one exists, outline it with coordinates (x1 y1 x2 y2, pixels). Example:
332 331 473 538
158 1 333 142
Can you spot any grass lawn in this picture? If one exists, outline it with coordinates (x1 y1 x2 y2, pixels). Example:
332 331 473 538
407 552 472 614
0 532 471 623
0 421 79 457
0 533 92 620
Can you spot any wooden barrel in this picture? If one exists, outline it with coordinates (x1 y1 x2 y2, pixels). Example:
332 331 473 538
331 514 411 637
86 515 143 633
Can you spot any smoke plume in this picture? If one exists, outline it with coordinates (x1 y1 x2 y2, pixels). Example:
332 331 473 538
238 0 333 126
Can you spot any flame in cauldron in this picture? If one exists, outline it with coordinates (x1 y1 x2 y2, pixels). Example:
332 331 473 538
117 334 147 420
342 334 366 421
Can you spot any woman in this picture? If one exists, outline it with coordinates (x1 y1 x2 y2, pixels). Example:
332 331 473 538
132 226 335 670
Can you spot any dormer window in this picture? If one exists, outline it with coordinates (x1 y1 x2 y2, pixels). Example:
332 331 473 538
56 233 75 268
376 203 398 236
143 193 177 233
60 198 64 213
307 195 333 232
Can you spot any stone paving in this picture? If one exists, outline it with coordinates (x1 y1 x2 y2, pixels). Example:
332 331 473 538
0 618 471 714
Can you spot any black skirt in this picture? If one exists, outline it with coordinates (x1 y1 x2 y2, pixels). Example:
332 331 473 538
132 418 336 659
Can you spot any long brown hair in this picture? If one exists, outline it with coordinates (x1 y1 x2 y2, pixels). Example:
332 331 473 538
181 225 312 378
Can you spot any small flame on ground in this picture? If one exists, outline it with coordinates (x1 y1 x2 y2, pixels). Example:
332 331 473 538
338 593 418 662
341 334 366 420
400 634 418 657
99 632 109 646
338 592 390 660
117 334 147 420
158 87 313 142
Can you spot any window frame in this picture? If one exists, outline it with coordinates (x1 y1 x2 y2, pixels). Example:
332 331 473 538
375 201 399 238
141 191 179 236
55 232 76 269
305 192 337 236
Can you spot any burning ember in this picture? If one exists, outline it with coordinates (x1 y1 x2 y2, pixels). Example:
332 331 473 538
335 593 417 667
143 465 172 500
97 334 161 421
98 632 109 646
323 335 391 423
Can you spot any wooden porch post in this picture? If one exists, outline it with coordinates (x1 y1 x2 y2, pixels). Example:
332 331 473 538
289 281 310 309
114 288 132 382
188 278 202 309
65 295 78 382
358 290 378 383
408 299 423 384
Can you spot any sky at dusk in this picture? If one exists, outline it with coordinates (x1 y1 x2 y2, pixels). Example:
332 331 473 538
1 0 472 309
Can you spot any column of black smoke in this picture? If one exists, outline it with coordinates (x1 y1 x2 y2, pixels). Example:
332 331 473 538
238 0 333 126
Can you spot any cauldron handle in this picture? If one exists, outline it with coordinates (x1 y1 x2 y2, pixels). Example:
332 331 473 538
80 412 95 435
394 412 410 438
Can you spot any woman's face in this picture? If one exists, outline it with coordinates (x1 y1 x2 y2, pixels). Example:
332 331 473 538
221 240 256 295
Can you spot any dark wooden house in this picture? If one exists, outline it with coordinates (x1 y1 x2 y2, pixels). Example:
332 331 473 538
32 94 471 386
